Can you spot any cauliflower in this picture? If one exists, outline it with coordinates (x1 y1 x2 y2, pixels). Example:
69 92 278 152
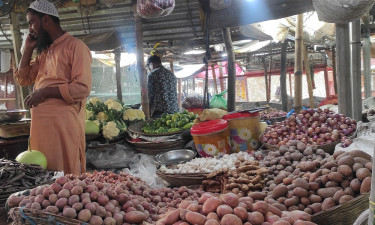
107 101 123 111
104 98 116 106
123 109 146 121
88 97 102 106
93 120 101 127
102 121 120 140
96 112 109 123
85 110 94 120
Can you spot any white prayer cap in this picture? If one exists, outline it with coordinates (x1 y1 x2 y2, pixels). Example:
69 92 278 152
28 0 59 18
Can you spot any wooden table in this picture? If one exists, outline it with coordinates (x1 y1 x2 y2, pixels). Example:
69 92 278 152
0 136 29 160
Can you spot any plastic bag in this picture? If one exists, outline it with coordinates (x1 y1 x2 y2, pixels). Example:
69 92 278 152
182 95 203 109
197 108 228 122
137 0 175 19
123 154 167 188
210 90 227 109
86 144 136 169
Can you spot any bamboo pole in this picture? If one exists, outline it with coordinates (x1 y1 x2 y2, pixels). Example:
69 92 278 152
114 49 122 103
211 64 218 94
294 14 304 113
218 62 225 97
303 45 314 108
268 56 272 101
280 40 288 112
332 46 338 95
134 8 150 119
263 58 270 102
289 73 292 97
222 28 236 112
363 29 371 99
323 66 329 97
9 12 27 110
350 20 362 122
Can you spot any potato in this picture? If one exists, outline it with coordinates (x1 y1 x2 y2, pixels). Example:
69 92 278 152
185 211 206 225
216 205 233 218
199 193 214 204
8 195 22 208
58 189 70 199
124 211 147 224
273 220 291 225
354 157 370 166
253 201 268 215
68 195 80 206
332 190 346 204
294 220 316 225
89 215 103 225
31 202 42 210
220 193 239 208
298 162 316 172
350 150 372 161
317 187 342 198
221 214 242 225
284 198 298 207
202 197 221 215
207 212 220 222
321 198 335 211
365 162 373 171
46 206 59 214
187 203 200 212
293 187 308 198
353 163 363 173
165 209 181 225
327 172 343 183
41 200 51 209
63 208 77 219
333 150 346 159
272 185 288 199
72 203 83 212
337 165 353 176
338 156 354 167
179 209 189 221
247 212 264 225
325 181 338 188
356 168 371 181
85 202 96 214
268 204 282 217
336 152 349 161
308 203 322 214
95 206 106 217
344 187 355 196
248 192 267 200
98 195 110 206
339 195 354 204
350 179 361 192
294 178 309 190
55 198 68 210
308 182 319 191
233 207 248 221
103 217 116 225
304 207 313 215
290 210 311 221
341 180 350 189
272 203 287 211
360 177 371 194
265 212 280 224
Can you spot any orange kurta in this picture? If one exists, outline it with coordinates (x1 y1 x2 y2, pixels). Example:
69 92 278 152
14 32 92 175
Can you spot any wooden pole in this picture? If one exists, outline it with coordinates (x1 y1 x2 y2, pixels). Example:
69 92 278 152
192 77 196 92
303 45 314 108
114 49 122 103
263 58 270 102
9 12 27 109
336 23 352 117
323 66 330 97
280 40 288 112
222 28 236 112
332 46 338 95
363 29 371 99
268 56 272 101
211 64 218 94
218 62 225 92
134 8 150 119
289 73 292 97
350 20 362 122
294 14 304 113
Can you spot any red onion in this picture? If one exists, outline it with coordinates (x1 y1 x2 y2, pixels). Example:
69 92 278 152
301 109 307 115
307 109 315 114
305 113 311 119
340 124 348 130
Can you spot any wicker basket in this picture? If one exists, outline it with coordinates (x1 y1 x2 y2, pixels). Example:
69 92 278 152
127 139 186 155
311 192 369 225
157 171 207 187
9 207 83 225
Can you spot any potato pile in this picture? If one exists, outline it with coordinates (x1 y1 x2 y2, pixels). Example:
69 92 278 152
201 159 268 197
259 141 372 215
157 192 317 225
9 171 204 224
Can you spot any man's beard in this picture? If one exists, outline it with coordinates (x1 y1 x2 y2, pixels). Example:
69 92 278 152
36 28 52 54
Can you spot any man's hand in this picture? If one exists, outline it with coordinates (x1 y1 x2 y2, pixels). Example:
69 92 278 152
24 33 37 51
25 88 46 108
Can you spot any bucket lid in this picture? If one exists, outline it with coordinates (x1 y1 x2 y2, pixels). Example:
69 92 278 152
223 111 259 120
191 119 228 135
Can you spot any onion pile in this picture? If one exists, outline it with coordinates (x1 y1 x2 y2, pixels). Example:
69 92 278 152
261 108 356 146
260 109 287 120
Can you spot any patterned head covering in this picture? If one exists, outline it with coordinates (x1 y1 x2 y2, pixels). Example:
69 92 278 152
28 0 59 18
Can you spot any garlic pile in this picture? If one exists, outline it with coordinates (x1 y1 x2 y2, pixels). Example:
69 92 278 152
159 152 254 174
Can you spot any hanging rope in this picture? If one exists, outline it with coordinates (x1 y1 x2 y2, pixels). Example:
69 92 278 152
202 0 211 109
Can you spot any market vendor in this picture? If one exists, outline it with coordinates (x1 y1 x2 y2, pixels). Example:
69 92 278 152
13 0 92 175
147 55 179 118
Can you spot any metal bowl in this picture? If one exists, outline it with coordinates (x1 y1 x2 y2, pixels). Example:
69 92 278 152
155 149 197 165
0 109 28 122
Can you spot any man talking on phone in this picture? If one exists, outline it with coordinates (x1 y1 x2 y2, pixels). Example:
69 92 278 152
14 0 92 175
